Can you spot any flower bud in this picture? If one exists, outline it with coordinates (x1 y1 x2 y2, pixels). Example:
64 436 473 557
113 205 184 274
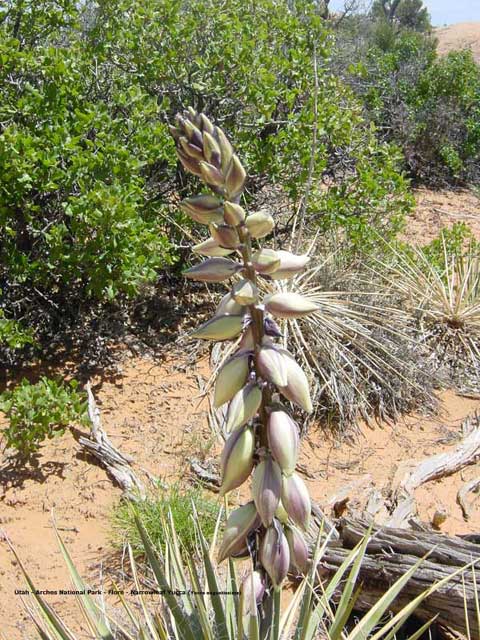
193 238 233 257
281 473 311 530
214 127 233 173
270 251 310 280
179 195 224 225
210 223 241 249
237 325 254 350
251 248 281 274
218 502 260 562
224 202 246 226
232 279 258 305
257 346 288 387
267 410 299 475
202 131 221 167
179 136 204 160
214 353 250 408
200 113 215 135
225 383 262 432
192 314 244 341
264 292 318 319
260 524 290 589
200 161 225 187
246 211 274 239
184 119 203 145
278 351 313 413
183 257 241 283
275 500 289 524
225 155 246 199
263 317 283 338
286 526 309 574
252 457 282 527
220 426 255 496
215 292 244 316
241 570 266 615
177 150 202 177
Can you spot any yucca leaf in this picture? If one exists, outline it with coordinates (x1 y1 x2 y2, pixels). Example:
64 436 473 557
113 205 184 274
53 524 114 639
134 515 197 640
328 527 371 639
128 544 159 639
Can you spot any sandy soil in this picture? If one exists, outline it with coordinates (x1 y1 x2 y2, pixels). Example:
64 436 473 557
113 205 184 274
436 22 480 63
1 188 480 638
402 188 480 245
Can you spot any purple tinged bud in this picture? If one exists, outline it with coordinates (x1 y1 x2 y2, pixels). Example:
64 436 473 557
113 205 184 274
241 570 266 615
203 131 221 165
267 410 299 475
225 382 262 432
183 257 241 283
193 237 233 257
263 317 283 338
191 314 244 341
264 292 318 319
238 325 255 351
225 155 246 199
179 136 204 160
210 223 241 249
200 113 215 134
224 201 246 226
177 150 202 177
214 352 250 407
252 457 282 527
214 126 234 172
218 502 260 562
246 211 274 239
232 279 258 305
251 248 281 274
215 292 244 316
278 351 313 414
200 161 225 187
260 524 290 590
286 526 309 574
281 473 311 531
257 346 288 387
220 426 255 496
269 250 310 280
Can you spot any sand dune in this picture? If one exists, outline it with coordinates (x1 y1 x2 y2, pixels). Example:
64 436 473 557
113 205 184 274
435 21 480 62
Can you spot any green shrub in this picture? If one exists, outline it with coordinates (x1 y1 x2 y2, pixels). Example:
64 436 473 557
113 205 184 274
111 483 219 557
0 377 87 456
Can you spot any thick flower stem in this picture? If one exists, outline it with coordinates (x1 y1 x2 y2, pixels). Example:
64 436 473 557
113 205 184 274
237 224 270 449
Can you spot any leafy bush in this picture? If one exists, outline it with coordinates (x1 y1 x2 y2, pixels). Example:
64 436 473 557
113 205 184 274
0 0 413 365
0 377 87 456
111 483 219 558
341 26 480 185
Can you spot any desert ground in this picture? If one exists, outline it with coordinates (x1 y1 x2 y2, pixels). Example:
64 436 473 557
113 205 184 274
1 185 480 639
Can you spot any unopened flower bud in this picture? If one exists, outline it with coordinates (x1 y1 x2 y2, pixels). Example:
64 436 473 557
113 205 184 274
223 201 246 226
200 113 215 135
263 317 283 338
177 150 202 177
252 457 282 527
192 314 244 341
257 346 288 387
214 127 233 173
260 524 290 590
225 383 262 432
210 223 241 249
220 426 255 496
246 211 274 239
225 155 246 199
241 570 266 615
215 292 244 316
179 136 204 160
286 526 309 574
200 161 225 187
193 237 233 257
232 279 258 305
270 251 310 280
281 473 311 530
278 351 313 413
267 410 299 475
203 131 221 167
179 195 224 225
264 292 318 319
214 353 250 407
251 248 281 274
218 502 260 562
183 257 241 283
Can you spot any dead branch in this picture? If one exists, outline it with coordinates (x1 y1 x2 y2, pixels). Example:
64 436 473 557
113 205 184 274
457 477 480 521
77 383 145 500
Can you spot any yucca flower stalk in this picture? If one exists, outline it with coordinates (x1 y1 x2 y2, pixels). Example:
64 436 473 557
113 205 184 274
171 108 317 595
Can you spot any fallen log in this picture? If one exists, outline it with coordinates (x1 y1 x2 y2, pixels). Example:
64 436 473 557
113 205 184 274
306 513 480 637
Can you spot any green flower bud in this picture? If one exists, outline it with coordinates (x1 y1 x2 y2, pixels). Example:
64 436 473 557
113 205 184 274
225 382 262 432
183 257 241 283
225 155 246 199
214 353 250 408
245 211 274 239
252 457 282 527
192 314 244 341
264 292 318 319
220 426 255 496
224 202 246 226
218 502 260 563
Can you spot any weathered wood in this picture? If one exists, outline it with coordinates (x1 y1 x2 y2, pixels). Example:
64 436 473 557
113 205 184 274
307 513 480 636
77 383 145 500
458 477 480 521
388 412 480 527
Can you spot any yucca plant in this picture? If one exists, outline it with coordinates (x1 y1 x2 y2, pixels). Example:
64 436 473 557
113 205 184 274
170 108 318 596
7 511 477 640
378 237 480 387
